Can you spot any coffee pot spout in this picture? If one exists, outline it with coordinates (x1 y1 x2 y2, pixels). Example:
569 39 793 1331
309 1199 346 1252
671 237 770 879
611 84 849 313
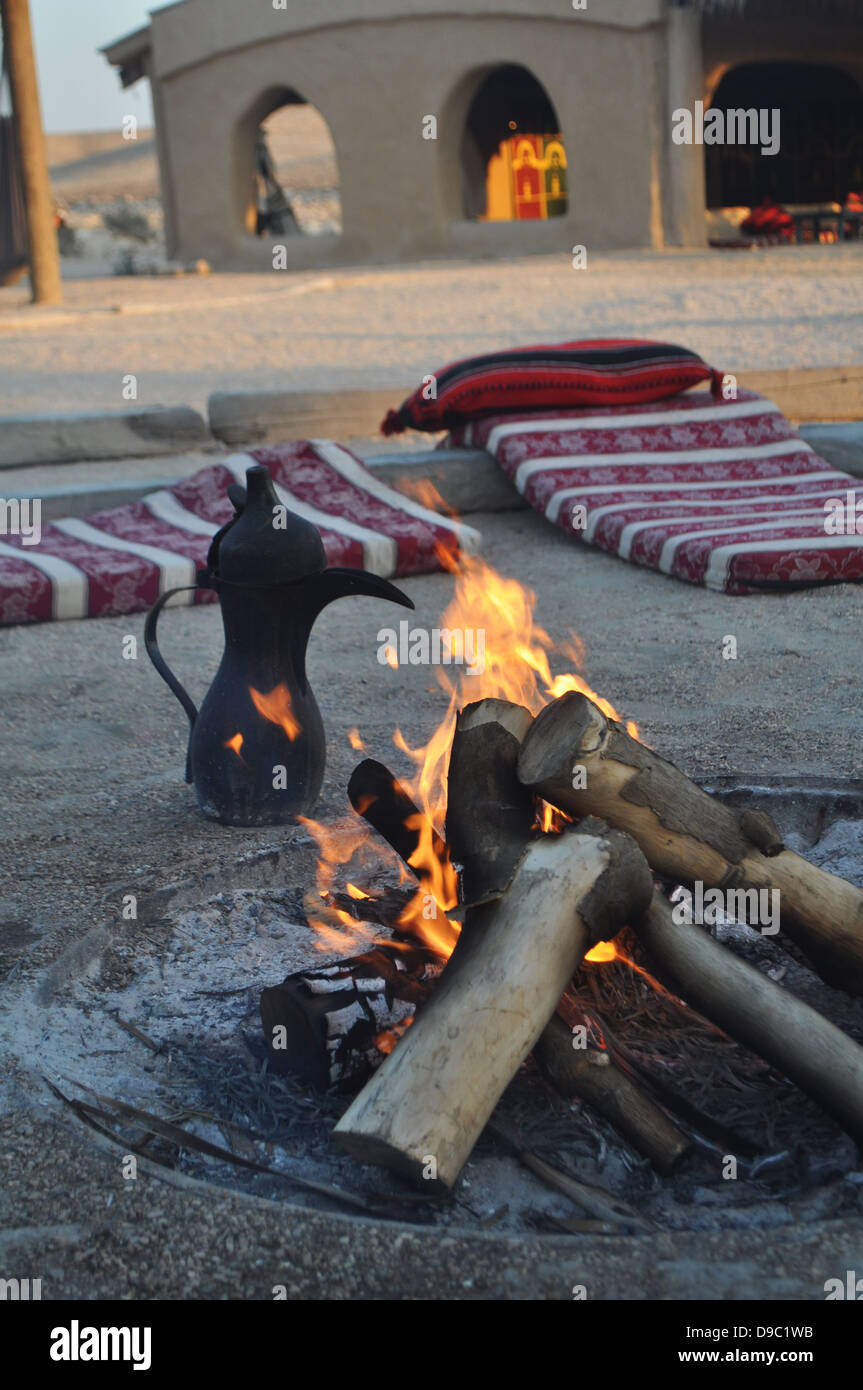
297 567 414 627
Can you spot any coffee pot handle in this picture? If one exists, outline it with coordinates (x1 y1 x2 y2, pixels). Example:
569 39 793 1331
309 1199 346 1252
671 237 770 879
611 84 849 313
144 587 199 782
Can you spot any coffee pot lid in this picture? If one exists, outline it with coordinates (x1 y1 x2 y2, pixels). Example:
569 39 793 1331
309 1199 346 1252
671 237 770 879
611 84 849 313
207 464 327 586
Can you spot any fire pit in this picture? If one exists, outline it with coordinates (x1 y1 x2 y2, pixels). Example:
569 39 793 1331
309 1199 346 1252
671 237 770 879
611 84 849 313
16 773 863 1254
11 542 863 1298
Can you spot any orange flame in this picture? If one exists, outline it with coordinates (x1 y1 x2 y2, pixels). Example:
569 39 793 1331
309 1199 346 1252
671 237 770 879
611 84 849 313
224 732 244 757
301 507 640 973
348 727 365 752
249 683 300 740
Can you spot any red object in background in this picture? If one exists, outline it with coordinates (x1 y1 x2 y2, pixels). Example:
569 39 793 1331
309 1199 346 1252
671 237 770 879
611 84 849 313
512 136 544 220
381 339 721 434
741 198 794 238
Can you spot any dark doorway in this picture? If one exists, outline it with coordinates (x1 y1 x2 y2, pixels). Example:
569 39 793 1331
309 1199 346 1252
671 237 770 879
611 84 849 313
706 62 863 207
461 64 567 221
237 88 342 239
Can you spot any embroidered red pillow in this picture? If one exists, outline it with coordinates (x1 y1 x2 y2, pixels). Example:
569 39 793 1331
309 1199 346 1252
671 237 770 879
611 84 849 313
381 339 722 435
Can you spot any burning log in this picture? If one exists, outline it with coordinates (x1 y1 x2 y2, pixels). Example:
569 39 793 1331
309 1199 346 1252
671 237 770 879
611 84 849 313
517 691 863 996
302 884 416 937
334 816 654 1189
533 1013 689 1175
348 710 688 1172
445 697 688 1172
632 893 863 1151
260 942 443 1090
347 758 449 880
445 698 536 909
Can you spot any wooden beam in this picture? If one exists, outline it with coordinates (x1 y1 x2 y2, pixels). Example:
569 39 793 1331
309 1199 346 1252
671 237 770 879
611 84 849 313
1 0 62 304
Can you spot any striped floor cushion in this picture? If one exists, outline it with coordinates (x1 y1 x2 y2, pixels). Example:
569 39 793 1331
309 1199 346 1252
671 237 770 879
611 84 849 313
449 389 863 593
0 440 481 626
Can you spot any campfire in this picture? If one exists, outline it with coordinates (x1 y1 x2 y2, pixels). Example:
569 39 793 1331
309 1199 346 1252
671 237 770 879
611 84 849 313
260 523 863 1201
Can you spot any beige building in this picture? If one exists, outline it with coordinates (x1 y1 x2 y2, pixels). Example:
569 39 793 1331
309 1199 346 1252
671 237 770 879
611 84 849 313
103 0 863 269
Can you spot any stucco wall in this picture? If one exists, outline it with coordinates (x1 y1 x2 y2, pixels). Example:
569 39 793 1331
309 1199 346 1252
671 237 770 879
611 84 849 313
155 10 670 267
702 4 863 101
150 0 665 80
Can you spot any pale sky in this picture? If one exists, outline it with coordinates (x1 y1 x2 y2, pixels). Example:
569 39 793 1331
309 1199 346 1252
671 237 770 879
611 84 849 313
21 0 173 133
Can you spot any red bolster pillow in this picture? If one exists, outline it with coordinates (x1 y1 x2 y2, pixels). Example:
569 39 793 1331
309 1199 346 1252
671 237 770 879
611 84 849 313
381 338 722 435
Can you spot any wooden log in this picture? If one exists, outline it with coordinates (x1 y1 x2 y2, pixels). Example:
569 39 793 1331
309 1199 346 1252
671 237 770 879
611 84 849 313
632 893 863 1151
334 822 654 1189
533 1013 689 1175
347 758 449 875
517 691 863 995
349 735 687 1170
445 698 535 910
260 942 443 1090
347 758 459 954
447 698 689 1171
302 884 416 938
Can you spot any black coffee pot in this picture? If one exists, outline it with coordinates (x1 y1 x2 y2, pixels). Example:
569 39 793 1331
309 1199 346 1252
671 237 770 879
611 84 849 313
145 463 413 825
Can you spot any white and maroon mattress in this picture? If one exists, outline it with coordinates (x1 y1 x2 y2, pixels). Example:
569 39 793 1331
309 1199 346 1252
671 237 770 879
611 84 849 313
449 389 862 593
0 440 481 626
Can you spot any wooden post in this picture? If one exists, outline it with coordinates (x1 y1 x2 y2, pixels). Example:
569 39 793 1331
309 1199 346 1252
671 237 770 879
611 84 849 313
1 0 62 303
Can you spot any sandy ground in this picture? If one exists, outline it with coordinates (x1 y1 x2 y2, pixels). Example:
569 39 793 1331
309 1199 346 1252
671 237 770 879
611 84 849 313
1 245 862 417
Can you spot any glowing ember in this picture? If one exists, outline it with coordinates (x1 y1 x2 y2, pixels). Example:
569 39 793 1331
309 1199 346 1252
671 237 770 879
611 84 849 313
249 682 300 740
346 882 370 900
584 940 619 964
374 1016 414 1054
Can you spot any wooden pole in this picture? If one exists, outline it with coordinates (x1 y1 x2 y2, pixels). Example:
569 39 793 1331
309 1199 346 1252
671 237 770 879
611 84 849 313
1 0 62 303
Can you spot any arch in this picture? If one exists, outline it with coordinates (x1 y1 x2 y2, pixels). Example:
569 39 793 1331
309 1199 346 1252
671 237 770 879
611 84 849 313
705 62 863 208
455 63 567 222
232 84 342 241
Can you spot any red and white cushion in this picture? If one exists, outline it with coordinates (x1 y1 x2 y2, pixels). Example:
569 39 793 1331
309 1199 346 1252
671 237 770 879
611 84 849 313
449 390 863 593
0 440 481 627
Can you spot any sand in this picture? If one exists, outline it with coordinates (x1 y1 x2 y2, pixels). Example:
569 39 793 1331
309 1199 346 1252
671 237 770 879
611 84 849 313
1 244 862 417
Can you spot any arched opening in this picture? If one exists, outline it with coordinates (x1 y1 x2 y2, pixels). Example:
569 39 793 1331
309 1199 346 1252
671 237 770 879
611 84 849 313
460 65 567 222
234 87 342 240
705 62 863 208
